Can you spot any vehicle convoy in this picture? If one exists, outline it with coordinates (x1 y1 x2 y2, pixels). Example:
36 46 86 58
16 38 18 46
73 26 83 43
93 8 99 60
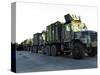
32 14 97 59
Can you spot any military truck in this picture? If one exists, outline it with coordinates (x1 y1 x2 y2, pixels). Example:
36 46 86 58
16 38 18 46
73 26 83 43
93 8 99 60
32 14 97 59
32 33 41 53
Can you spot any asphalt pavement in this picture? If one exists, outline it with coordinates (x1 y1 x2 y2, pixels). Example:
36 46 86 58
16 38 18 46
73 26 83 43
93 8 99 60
16 51 97 73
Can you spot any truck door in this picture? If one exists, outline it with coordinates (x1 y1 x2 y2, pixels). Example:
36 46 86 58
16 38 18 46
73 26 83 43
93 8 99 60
64 23 71 42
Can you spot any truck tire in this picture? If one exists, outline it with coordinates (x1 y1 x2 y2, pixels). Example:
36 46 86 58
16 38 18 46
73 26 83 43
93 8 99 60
72 43 85 59
31 47 33 53
60 44 64 56
88 47 97 57
41 46 45 54
51 45 57 56
33 47 35 53
32 47 34 53
33 46 38 53
45 46 51 56
36 46 38 53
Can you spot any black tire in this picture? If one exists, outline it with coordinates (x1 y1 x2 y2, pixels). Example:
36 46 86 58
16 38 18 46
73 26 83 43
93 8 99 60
72 43 85 59
88 47 97 57
31 47 33 53
51 45 57 56
32 47 33 53
32 46 35 53
45 45 51 56
41 46 45 54
33 46 38 53
35 46 38 53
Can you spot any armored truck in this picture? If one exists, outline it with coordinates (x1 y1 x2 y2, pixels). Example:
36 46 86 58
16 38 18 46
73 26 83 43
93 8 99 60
32 14 97 59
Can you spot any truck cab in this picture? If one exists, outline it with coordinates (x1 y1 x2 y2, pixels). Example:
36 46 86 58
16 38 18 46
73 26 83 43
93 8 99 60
62 14 97 59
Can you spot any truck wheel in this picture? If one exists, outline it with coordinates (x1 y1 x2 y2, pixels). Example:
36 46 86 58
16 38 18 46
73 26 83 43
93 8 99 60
36 46 38 53
32 47 34 53
51 45 57 56
34 46 38 53
31 47 33 53
45 46 51 56
41 46 45 54
72 43 85 59
88 47 97 57
33 47 36 53
33 47 35 53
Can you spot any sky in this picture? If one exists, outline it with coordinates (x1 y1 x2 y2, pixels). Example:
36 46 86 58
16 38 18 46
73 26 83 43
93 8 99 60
16 2 97 44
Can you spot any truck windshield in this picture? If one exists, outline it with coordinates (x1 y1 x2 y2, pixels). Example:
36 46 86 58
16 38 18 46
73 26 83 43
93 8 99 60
71 20 87 32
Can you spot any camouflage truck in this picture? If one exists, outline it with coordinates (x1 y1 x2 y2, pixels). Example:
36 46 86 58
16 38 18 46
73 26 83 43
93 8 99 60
41 21 63 56
60 14 97 59
32 14 97 59
32 33 42 53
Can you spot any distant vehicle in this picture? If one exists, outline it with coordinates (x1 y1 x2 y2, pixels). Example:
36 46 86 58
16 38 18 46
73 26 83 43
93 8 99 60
32 14 97 59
